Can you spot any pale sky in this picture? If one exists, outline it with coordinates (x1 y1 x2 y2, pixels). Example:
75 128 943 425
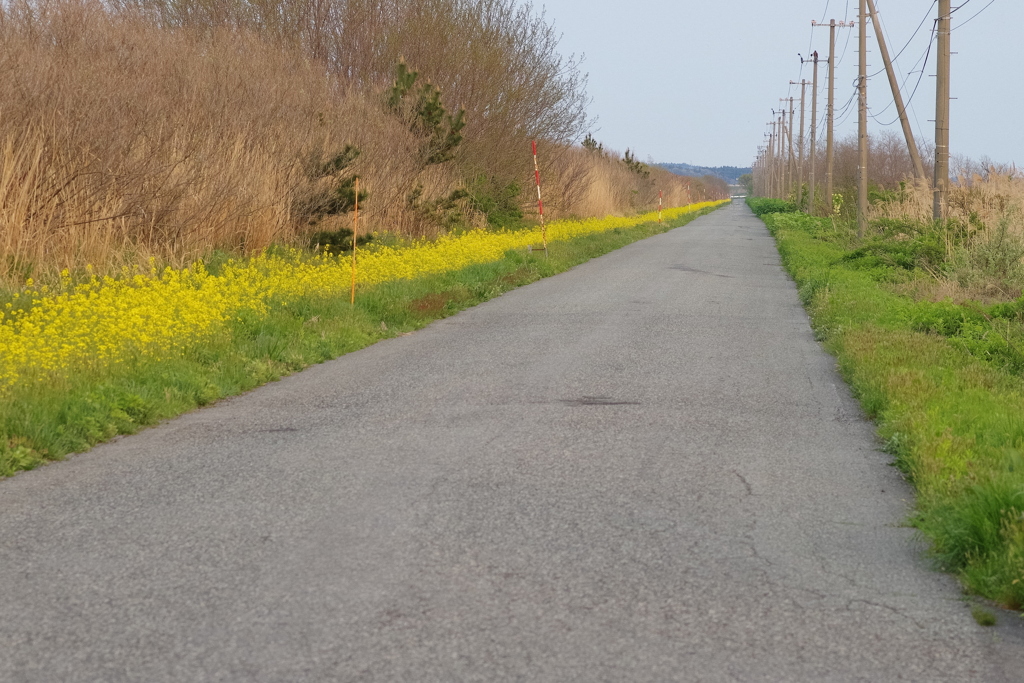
532 0 1022 169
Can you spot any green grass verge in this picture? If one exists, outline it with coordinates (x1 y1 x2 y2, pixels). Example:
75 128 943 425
754 202 1024 610
0 204 724 478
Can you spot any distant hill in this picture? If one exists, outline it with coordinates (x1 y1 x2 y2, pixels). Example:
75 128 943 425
657 163 751 184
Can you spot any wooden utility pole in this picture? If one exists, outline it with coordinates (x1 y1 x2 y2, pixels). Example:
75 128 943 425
857 0 869 239
787 97 796 200
777 109 787 198
780 98 795 200
772 112 779 198
755 145 762 196
866 0 926 182
934 0 951 221
791 80 809 210
761 142 769 197
828 22 837 214
809 53 819 214
813 19 853 214
778 113 786 198
775 115 783 198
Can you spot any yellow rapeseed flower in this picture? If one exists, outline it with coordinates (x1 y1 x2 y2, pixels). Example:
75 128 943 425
0 201 726 391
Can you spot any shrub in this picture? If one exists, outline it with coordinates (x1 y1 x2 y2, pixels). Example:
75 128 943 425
747 197 798 216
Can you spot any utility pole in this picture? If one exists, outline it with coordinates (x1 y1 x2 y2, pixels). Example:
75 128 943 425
774 114 782 197
788 97 796 200
934 0 951 221
777 108 788 198
857 0 869 239
773 111 780 198
866 0 926 182
828 21 838 215
774 114 783 198
754 145 760 197
781 98 795 200
761 138 770 198
809 52 819 214
813 19 854 215
791 79 809 210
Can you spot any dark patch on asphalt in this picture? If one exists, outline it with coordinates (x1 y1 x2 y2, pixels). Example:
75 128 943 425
561 396 641 407
670 264 734 278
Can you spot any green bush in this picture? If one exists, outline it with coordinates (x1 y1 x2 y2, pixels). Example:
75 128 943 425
746 197 797 216
945 209 1024 291
466 176 525 229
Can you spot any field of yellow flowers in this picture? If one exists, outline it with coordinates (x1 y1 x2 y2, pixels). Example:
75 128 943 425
0 201 725 395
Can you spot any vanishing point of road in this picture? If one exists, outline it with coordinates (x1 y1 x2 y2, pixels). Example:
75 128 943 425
1 201 1021 682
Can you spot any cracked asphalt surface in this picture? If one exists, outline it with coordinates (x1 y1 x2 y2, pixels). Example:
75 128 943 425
1 201 1022 682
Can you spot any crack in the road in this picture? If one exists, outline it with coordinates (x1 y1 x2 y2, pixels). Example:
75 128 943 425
845 597 929 631
732 470 754 496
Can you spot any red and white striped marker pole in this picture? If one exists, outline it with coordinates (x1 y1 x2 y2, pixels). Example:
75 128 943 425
532 140 547 251
659 190 664 223
350 177 359 306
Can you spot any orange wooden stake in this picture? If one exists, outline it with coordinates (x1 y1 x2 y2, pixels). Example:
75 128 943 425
350 177 359 306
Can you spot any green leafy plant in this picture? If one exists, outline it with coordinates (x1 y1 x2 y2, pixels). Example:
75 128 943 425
622 148 650 179
747 197 797 216
387 60 467 166
946 206 1024 292
406 185 471 231
582 133 606 157
308 228 373 256
296 145 369 228
466 175 524 228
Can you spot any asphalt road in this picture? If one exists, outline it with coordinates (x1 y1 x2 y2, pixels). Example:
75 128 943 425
1 201 1021 682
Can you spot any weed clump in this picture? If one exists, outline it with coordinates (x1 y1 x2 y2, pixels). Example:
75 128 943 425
970 605 998 627
748 198 798 216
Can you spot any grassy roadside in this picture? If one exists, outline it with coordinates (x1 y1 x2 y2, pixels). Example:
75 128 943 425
750 199 1024 611
0 203 725 478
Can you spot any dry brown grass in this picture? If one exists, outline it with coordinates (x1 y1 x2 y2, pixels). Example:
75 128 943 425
539 146 719 220
868 165 1024 231
874 165 1024 305
0 2 469 281
891 277 1022 306
0 0 722 286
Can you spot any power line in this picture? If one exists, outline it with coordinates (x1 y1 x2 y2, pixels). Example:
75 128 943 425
869 18 937 123
834 1 855 69
953 0 995 29
866 1 937 79
869 41 935 127
833 86 859 127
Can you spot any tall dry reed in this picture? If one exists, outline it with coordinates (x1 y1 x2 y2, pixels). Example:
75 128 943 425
0 2 468 281
0 0 722 286
867 165 1024 231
